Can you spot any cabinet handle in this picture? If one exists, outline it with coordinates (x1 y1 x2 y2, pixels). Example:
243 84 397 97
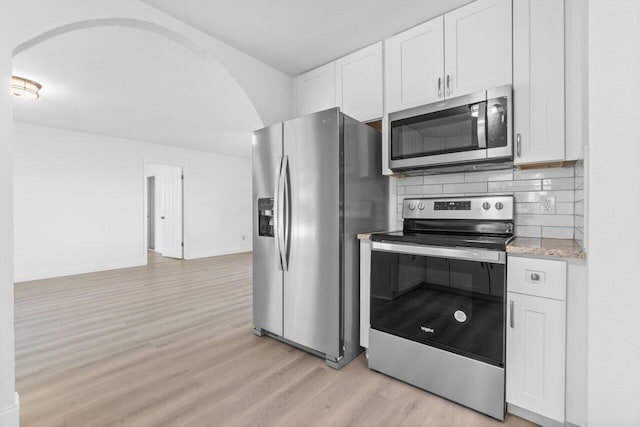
446 74 451 96
509 300 515 328
516 133 522 157
531 273 540 281
437 77 442 98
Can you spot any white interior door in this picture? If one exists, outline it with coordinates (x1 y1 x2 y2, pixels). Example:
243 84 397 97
160 166 183 259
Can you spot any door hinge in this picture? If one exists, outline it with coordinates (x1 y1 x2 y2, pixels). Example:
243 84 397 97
181 242 184 247
181 174 184 180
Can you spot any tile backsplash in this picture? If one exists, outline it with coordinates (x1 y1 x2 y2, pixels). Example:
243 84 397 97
395 166 579 239
574 160 585 247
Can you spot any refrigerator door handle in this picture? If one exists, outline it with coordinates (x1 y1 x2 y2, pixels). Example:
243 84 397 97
281 155 290 271
273 156 284 270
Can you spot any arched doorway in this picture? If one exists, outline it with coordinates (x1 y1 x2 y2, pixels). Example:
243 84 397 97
12 21 263 281
3 15 274 424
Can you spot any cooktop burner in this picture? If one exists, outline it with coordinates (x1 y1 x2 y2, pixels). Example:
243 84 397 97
371 231 514 251
386 195 516 251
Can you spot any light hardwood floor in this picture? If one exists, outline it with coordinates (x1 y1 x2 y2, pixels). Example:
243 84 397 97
15 253 536 427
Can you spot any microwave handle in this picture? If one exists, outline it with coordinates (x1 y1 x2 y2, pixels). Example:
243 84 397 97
477 102 487 149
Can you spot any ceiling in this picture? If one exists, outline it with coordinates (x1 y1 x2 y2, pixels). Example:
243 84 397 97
12 26 262 158
12 1 472 157
142 0 473 76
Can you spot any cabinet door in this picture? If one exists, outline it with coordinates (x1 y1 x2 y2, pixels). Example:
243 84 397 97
565 0 587 161
335 42 383 122
513 0 565 165
385 16 444 113
296 62 336 116
507 292 566 423
444 0 512 98
359 239 372 348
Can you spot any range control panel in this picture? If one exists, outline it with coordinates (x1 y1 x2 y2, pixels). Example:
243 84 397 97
403 195 514 221
434 201 471 211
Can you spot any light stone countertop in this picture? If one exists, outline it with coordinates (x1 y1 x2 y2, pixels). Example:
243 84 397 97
507 237 586 259
357 231 396 240
357 233 586 259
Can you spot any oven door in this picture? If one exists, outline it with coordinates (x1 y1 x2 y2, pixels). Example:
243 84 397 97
370 241 506 366
389 89 488 171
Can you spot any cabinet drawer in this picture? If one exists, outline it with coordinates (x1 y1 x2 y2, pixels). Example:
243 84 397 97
507 256 566 300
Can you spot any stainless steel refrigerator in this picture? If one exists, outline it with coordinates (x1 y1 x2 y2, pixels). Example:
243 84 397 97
252 108 387 369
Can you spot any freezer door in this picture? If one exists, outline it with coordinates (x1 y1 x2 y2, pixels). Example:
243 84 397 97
283 108 342 358
253 123 284 336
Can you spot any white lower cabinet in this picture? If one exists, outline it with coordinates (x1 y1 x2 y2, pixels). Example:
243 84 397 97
507 292 566 423
359 239 372 348
507 256 567 425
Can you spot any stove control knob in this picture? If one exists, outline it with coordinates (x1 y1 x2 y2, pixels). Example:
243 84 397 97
495 202 504 210
409 202 416 210
482 202 491 210
418 202 425 210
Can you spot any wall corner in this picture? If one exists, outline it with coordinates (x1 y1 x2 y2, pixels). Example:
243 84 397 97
0 392 19 427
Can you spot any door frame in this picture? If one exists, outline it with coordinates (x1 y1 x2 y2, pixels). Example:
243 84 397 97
143 160 185 262
146 176 156 250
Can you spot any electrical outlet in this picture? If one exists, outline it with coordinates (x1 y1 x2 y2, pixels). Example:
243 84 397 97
542 196 556 213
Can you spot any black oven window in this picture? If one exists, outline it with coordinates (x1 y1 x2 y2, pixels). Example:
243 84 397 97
390 104 481 160
370 251 505 366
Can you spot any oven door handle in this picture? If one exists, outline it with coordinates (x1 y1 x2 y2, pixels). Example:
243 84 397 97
371 241 506 264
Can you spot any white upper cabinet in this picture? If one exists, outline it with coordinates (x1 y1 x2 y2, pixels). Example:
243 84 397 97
385 0 512 114
444 0 512 98
385 17 445 113
296 44 383 120
565 0 588 161
335 42 383 122
296 62 336 117
513 0 565 165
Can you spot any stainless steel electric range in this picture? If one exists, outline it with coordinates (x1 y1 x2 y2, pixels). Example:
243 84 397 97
367 195 514 420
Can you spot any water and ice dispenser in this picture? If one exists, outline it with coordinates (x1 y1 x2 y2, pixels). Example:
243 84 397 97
257 197 274 237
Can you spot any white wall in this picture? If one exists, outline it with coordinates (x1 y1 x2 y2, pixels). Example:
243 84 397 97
14 122 252 282
2 2 293 425
0 8 19 426
587 1 640 425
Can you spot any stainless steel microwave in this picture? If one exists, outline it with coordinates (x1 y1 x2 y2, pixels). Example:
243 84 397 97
389 85 512 172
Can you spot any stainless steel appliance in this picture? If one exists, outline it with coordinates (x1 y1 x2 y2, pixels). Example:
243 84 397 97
253 107 387 369
389 85 512 172
368 195 514 420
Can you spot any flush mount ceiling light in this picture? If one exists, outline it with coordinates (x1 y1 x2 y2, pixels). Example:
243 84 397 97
11 75 42 99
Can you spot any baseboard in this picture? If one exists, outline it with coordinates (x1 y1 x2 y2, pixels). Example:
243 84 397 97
185 246 252 259
0 392 19 427
507 403 564 427
15 258 147 283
